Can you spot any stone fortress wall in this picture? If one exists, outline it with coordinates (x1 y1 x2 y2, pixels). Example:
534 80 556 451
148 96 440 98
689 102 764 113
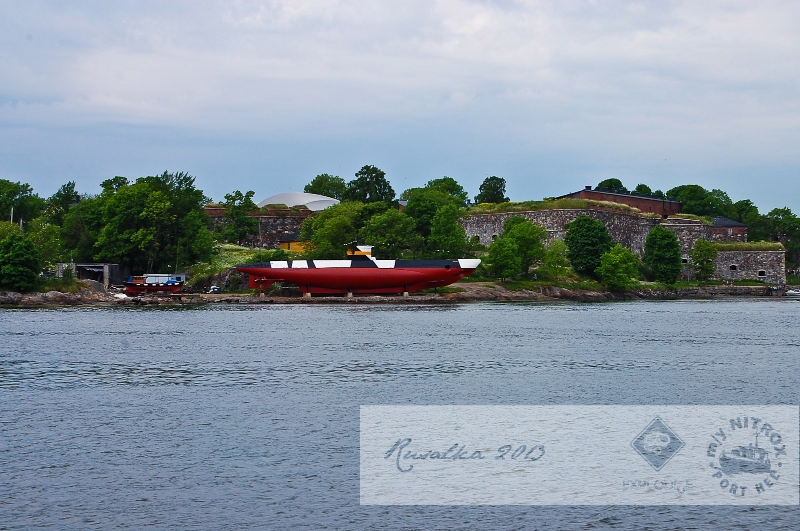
714 251 786 285
206 213 307 248
460 208 786 285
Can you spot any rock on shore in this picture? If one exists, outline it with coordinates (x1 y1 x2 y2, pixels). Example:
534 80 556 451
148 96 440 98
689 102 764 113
0 281 783 307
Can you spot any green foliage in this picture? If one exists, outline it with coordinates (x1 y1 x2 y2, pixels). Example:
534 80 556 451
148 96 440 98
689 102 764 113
486 236 520 281
501 216 547 274
252 248 291 262
422 177 469 206
61 197 105 262
75 171 213 273
0 179 45 224
61 263 74 282
543 239 570 274
222 190 258 243
0 221 23 241
0 233 41 292
665 185 735 218
304 174 346 199
711 241 784 251
564 216 613 277
100 176 130 193
300 202 364 259
26 218 62 270
595 178 628 194
474 176 509 204
688 239 717 281
596 244 640 291
44 181 79 226
342 165 395 203
427 204 468 258
644 226 682 284
466 198 644 215
633 183 652 197
362 209 421 258
403 188 461 238
764 207 800 261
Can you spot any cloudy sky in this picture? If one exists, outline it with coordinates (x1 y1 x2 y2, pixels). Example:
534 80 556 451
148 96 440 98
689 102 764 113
2 1 799 211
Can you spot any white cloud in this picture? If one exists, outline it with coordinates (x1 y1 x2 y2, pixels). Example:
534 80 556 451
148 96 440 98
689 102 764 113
1 1 800 207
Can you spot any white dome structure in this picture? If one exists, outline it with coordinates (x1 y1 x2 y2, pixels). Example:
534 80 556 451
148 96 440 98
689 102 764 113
256 192 339 211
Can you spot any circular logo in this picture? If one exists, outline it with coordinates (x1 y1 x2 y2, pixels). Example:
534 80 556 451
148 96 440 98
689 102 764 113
707 416 786 498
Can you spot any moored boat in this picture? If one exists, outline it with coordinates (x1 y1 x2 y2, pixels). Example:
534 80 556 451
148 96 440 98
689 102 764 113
123 275 185 295
236 246 480 296
785 289 800 299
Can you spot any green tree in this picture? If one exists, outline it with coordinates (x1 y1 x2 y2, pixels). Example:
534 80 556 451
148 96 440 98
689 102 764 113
0 180 45 224
474 176 509 204
0 233 41 292
131 191 176 273
91 172 212 273
343 165 395 203
596 244 640 291
644 226 682 284
403 188 460 238
688 239 717 281
304 174 346 199
100 176 130 193
427 204 468 258
300 202 365 259
595 178 629 194
222 190 258 244
362 209 421 258
543 239 570 274
423 177 469 206
665 185 733 217
563 215 613 277
0 221 23 241
765 207 800 262
26 218 62 270
486 236 520 281
502 216 547 274
633 184 652 197
61 196 105 262
44 181 79 226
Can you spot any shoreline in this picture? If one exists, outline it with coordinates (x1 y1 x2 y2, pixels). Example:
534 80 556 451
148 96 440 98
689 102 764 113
0 282 787 308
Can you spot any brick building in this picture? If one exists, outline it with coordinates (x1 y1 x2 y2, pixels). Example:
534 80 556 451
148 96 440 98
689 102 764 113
555 186 682 217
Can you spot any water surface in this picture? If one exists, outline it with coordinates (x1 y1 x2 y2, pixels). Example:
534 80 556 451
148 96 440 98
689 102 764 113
1 300 798 529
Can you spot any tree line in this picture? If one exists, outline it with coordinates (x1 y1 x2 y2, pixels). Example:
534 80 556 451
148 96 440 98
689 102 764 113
1 169 797 292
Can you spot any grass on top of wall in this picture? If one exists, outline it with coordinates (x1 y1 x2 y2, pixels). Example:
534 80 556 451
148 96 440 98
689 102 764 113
464 198 643 215
670 213 714 225
712 241 785 251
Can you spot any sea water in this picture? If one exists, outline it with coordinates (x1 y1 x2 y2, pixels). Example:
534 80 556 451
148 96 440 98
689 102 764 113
1 300 798 529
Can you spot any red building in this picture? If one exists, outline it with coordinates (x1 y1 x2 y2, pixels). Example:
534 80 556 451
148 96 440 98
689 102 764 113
555 186 682 217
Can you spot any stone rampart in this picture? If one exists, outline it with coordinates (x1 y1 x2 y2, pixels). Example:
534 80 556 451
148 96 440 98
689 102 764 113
460 209 660 254
714 251 786 285
658 219 713 254
207 215 307 248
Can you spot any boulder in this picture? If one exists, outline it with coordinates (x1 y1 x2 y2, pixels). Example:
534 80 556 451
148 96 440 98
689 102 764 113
0 291 23 305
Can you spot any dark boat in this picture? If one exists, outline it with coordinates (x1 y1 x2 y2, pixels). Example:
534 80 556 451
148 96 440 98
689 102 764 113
123 275 185 295
719 444 771 475
236 246 481 296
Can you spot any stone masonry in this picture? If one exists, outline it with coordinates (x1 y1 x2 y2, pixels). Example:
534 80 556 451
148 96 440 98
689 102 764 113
460 208 785 284
207 214 307 248
714 251 786 285
460 209 661 254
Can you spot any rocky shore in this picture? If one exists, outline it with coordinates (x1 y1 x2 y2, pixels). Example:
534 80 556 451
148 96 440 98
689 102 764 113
0 281 787 308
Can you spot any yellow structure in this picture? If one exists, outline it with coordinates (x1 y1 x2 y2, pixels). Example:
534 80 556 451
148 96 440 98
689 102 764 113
279 240 308 252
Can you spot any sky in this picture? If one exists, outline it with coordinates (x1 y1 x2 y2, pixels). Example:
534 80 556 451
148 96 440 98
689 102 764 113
2 1 799 212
